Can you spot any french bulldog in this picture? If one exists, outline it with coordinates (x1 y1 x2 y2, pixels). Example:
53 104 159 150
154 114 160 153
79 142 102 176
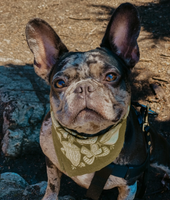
25 3 170 200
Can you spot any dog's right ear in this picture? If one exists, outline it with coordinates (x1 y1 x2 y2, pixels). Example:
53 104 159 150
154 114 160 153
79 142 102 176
26 18 68 83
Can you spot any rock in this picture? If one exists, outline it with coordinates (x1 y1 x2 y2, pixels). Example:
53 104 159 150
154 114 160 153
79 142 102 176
0 172 46 199
1 172 29 188
2 128 24 157
0 65 50 157
23 181 47 196
2 101 44 156
0 172 29 198
150 83 165 100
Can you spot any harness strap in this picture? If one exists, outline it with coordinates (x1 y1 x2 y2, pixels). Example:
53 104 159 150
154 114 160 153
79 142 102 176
136 125 151 198
110 153 150 180
86 165 113 200
86 152 150 199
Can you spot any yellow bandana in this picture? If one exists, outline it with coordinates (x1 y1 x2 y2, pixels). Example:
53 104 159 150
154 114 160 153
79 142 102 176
51 107 129 177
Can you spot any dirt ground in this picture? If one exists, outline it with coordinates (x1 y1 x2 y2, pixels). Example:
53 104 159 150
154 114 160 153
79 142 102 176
0 0 170 199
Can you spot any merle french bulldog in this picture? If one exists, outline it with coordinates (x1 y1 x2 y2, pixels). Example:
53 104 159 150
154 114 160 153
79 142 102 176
25 3 170 200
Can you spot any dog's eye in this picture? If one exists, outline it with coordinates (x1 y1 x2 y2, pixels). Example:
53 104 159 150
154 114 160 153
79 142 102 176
55 80 66 88
105 73 117 82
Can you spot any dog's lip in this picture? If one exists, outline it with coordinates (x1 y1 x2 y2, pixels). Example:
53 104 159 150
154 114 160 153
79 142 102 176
73 107 106 123
76 107 103 118
74 107 122 123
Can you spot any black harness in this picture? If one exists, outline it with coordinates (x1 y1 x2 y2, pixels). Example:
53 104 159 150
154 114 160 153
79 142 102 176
85 102 157 200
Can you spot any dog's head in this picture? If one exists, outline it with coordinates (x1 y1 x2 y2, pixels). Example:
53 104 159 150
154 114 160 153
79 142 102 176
26 3 140 134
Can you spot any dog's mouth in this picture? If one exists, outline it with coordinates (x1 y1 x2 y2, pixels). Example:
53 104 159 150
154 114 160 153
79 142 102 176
76 107 103 121
75 107 121 123
54 103 126 134
69 106 123 135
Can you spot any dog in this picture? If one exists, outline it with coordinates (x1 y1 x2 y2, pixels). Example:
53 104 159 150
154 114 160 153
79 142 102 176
25 3 170 200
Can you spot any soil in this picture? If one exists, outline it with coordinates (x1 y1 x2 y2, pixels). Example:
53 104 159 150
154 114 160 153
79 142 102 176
0 0 170 199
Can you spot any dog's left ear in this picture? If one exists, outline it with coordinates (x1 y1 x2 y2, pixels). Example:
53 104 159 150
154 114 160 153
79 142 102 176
101 3 140 68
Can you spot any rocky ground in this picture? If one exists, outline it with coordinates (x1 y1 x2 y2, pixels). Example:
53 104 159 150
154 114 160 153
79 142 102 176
0 0 170 199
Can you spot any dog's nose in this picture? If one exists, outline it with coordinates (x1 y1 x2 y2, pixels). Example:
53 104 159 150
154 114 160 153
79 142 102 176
75 82 95 95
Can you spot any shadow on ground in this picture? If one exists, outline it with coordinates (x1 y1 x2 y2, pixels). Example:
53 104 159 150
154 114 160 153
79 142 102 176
90 0 170 40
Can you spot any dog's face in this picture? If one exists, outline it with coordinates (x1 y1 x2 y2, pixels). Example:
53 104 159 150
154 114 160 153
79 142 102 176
26 3 140 134
49 49 131 134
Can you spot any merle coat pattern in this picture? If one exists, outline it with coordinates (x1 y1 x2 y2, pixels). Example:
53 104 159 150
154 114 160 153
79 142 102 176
25 3 170 200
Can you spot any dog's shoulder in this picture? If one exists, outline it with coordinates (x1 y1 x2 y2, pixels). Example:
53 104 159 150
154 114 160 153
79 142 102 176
40 112 54 157
40 111 52 137
40 111 61 168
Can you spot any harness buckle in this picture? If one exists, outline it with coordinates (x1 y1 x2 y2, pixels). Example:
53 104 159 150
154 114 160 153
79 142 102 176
142 104 149 132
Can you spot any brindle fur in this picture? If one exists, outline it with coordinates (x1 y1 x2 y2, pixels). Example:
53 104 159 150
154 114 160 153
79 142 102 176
25 3 170 200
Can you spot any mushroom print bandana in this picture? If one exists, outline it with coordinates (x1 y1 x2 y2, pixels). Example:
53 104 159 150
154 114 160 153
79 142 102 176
51 107 130 177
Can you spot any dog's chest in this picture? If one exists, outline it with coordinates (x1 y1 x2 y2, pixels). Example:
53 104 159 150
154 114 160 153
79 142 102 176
40 115 127 190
